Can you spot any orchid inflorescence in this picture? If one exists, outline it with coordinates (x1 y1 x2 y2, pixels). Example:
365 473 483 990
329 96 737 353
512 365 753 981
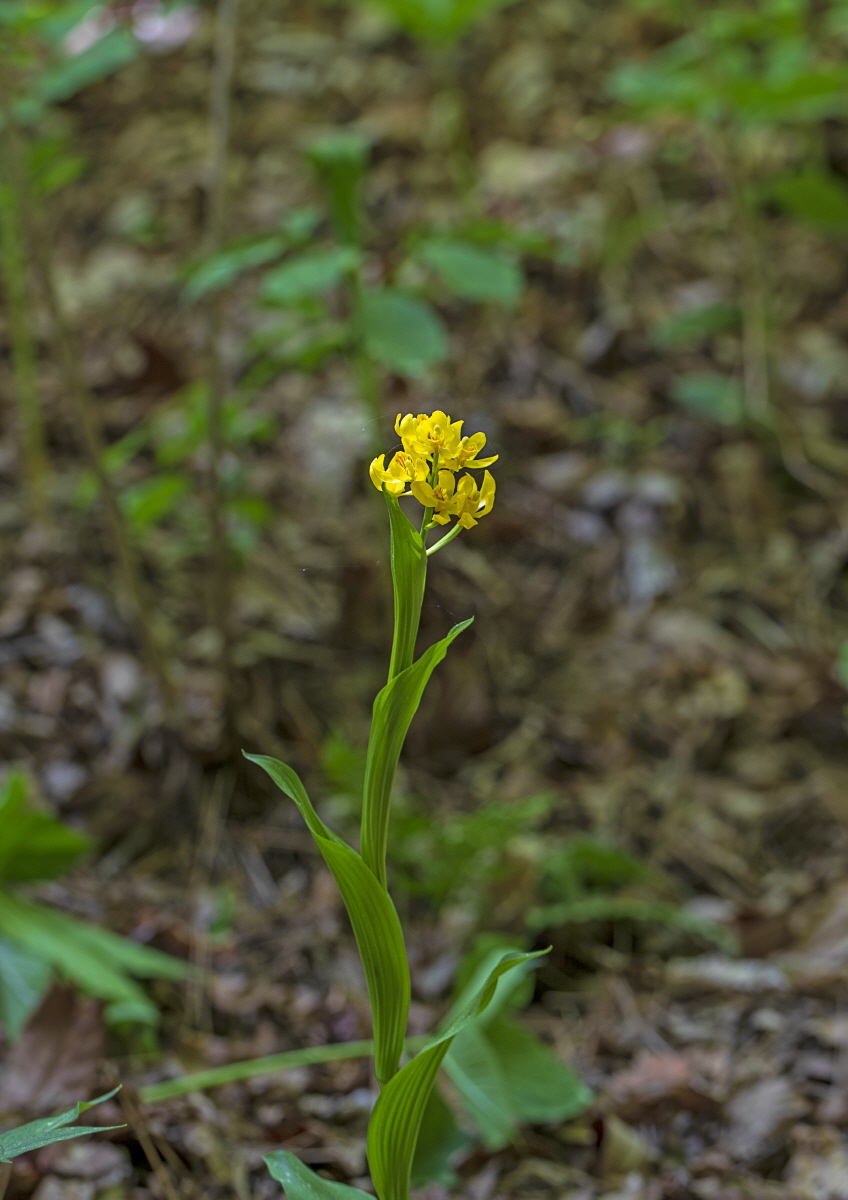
369 410 497 534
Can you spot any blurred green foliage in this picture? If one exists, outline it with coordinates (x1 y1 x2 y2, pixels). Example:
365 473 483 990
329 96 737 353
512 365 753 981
0 771 186 1039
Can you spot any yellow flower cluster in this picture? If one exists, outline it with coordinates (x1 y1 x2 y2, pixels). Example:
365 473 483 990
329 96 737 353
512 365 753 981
370 411 497 530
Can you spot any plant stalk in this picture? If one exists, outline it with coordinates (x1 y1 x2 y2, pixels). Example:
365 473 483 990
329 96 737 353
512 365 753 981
202 0 242 740
0 87 49 520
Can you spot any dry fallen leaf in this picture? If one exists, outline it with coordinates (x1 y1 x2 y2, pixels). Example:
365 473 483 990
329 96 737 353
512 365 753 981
0 985 105 1114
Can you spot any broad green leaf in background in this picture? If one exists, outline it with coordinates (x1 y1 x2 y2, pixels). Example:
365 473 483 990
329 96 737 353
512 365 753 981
360 619 473 887
0 1087 123 1162
360 288 448 377
416 239 523 306
365 0 516 43
526 894 737 952
0 936 51 1040
443 1021 514 1148
183 237 288 302
671 372 745 425
442 1014 590 1150
383 492 427 681
121 474 190 532
366 950 545 1200
770 170 848 232
34 28 139 105
651 302 740 348
245 756 410 1085
0 892 187 1026
410 1086 473 1188
265 1149 370 1200
27 135 86 198
482 1017 592 1124
0 770 91 882
307 132 370 245
261 247 362 306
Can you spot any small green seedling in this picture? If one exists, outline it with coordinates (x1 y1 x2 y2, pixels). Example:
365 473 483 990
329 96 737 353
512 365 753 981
0 1087 125 1163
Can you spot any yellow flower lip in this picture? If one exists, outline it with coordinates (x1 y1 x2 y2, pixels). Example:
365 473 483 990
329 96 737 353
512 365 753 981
373 411 497 533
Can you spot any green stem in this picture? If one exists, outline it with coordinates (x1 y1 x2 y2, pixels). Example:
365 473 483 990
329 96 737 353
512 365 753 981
139 1036 428 1103
426 521 463 556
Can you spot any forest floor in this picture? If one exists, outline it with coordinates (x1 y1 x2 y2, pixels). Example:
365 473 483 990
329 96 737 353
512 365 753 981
4 1 848 1198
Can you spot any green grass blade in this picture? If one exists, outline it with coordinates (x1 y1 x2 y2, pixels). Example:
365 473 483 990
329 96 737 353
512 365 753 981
367 950 544 1200
361 620 473 887
384 492 427 682
140 1038 429 1102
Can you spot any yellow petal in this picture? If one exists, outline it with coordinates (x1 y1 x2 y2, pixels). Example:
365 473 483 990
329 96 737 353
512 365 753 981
411 481 437 506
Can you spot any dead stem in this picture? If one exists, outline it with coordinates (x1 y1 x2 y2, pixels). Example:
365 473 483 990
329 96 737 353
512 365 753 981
0 81 49 519
202 0 242 743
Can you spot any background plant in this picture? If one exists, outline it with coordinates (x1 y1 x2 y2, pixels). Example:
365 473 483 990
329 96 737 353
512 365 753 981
0 770 186 1041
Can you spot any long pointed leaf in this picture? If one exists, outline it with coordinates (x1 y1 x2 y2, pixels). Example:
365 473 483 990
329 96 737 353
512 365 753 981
367 950 545 1200
384 492 427 682
319 839 410 1085
245 755 346 847
0 1087 123 1161
245 756 409 1085
361 620 473 887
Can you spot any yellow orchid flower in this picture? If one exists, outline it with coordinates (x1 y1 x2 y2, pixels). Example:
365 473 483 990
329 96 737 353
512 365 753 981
410 470 457 524
449 470 496 529
441 432 498 472
369 450 429 496
395 411 463 461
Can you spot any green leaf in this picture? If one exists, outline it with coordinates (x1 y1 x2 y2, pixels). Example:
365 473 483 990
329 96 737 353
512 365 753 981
367 950 545 1200
0 893 187 1026
360 288 448 377
651 302 739 348
670 372 744 425
319 840 410 1085
261 247 362 306
417 239 523 306
0 1087 124 1162
525 894 737 952
444 1022 515 1148
0 771 91 883
483 1018 592 1124
307 133 370 245
0 936 51 1041
244 756 410 1085
183 237 287 302
384 492 427 681
35 29 139 105
410 1085 472 1188
245 755 345 847
367 0 515 43
120 474 190 531
361 619 473 887
265 1150 370 1200
771 170 848 232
